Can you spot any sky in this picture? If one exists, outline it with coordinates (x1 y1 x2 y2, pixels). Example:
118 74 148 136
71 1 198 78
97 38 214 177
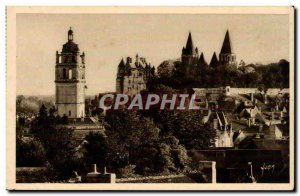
16 14 290 96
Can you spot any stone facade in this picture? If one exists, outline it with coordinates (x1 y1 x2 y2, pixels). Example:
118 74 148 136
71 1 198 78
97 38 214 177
116 54 155 96
55 28 86 118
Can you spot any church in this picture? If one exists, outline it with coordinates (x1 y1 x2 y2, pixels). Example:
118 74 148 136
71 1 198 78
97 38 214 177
181 30 237 74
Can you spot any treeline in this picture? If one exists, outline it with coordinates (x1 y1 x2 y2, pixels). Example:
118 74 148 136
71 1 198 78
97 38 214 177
153 59 289 90
17 102 216 181
16 95 55 114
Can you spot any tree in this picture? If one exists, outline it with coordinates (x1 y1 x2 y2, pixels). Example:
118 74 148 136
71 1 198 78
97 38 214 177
30 105 77 180
16 136 47 167
83 132 108 169
104 110 160 170
157 60 176 78
156 110 216 150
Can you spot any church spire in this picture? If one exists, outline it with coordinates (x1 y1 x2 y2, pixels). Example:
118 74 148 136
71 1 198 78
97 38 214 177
220 30 232 54
184 31 194 55
209 52 219 67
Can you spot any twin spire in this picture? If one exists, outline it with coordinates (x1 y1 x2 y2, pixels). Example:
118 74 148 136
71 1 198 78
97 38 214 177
183 30 233 67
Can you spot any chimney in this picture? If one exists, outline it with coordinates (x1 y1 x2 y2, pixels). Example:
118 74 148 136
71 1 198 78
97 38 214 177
250 93 254 102
248 118 251 127
135 53 139 65
271 112 274 121
280 111 283 119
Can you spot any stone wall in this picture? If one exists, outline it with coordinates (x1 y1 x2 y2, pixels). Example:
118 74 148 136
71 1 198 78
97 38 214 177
194 86 289 97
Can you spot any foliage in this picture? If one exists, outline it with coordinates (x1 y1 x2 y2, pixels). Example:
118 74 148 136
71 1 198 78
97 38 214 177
29 104 77 180
104 110 160 169
104 109 190 175
152 59 290 90
16 95 55 114
154 110 216 150
83 132 108 169
16 134 47 167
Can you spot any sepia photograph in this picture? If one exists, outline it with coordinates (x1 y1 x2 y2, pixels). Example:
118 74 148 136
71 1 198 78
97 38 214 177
6 6 294 191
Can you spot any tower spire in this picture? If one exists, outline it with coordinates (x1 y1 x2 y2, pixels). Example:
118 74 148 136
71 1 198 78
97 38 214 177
185 31 194 55
209 52 219 68
220 30 232 54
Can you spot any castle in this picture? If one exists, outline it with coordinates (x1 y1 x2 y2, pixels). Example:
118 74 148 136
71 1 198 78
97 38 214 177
55 28 86 119
181 30 237 73
116 54 155 96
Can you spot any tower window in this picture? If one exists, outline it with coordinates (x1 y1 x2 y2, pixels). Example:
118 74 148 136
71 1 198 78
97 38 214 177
69 110 71 116
69 69 72 79
63 68 67 79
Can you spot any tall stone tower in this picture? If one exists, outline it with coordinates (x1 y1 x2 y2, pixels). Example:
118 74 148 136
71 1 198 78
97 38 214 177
219 30 237 68
181 32 199 68
55 27 86 119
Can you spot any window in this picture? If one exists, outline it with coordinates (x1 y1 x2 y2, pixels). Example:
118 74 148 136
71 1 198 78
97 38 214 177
69 110 71 116
63 68 67 79
69 69 72 79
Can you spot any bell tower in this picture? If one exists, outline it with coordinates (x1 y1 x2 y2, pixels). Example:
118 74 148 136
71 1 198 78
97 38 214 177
219 30 237 68
55 27 86 119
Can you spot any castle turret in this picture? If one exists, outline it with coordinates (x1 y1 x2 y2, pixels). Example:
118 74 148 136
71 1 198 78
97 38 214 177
219 30 237 68
116 58 126 93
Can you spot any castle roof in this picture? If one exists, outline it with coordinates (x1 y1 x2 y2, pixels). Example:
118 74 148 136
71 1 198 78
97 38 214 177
209 52 219 67
220 30 232 54
118 58 125 67
198 52 208 66
135 57 148 68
